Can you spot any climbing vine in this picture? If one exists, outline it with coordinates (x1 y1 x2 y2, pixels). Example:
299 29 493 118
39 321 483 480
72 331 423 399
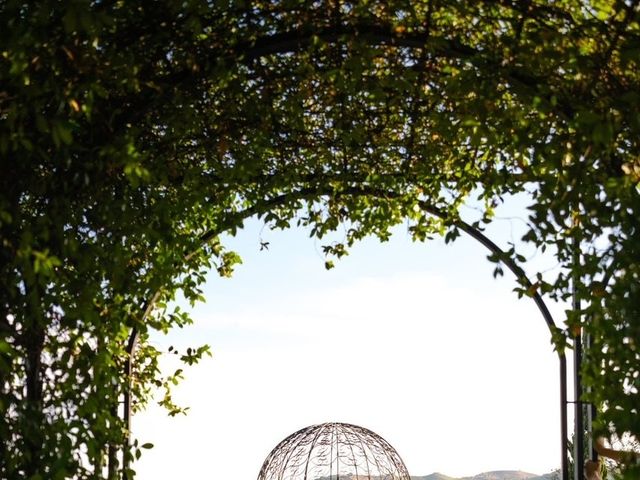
1 1 639 478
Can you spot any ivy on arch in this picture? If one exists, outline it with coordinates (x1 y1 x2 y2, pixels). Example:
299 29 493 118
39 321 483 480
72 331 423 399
1 1 639 478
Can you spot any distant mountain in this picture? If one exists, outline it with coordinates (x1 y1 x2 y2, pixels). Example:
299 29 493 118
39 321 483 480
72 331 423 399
412 471 558 480
462 471 547 480
412 473 457 480
314 471 557 480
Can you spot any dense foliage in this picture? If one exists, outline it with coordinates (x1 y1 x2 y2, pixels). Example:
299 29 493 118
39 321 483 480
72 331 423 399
1 1 639 478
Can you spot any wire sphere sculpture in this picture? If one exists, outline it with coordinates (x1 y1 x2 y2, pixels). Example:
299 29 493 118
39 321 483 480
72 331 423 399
257 422 411 480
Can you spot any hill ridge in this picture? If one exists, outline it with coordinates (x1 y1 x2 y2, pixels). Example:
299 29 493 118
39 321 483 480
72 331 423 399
412 470 556 480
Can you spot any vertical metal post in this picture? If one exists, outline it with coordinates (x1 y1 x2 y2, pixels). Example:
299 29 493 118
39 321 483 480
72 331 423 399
572 242 584 480
589 404 598 461
584 331 597 461
122 328 139 480
560 353 569 480
573 328 584 480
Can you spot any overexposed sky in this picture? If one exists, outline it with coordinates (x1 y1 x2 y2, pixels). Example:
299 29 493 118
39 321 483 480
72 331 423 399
134 198 571 479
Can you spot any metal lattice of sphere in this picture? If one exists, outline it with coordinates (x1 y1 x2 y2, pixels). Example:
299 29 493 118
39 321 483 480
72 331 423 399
257 422 411 480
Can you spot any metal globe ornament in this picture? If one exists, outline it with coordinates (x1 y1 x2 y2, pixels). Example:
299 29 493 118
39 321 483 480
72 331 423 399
257 422 411 480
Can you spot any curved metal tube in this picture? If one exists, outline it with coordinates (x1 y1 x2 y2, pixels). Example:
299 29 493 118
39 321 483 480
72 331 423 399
118 22 573 475
121 187 569 479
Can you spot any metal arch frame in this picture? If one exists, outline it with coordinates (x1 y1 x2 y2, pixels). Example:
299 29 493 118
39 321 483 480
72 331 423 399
119 186 573 480
113 24 592 478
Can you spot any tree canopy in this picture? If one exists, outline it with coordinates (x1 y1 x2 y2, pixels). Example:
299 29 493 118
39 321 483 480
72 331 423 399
1 0 639 478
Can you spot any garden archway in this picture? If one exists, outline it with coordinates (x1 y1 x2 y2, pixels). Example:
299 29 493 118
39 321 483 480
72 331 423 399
4 3 638 480
121 192 573 480
113 11 602 476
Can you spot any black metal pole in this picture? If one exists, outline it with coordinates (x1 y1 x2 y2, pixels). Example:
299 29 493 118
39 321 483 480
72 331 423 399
573 329 584 480
560 353 569 480
122 327 139 480
584 330 597 461
572 242 584 480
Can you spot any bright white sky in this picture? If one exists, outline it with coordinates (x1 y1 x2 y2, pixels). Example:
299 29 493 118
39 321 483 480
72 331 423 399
134 196 573 479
